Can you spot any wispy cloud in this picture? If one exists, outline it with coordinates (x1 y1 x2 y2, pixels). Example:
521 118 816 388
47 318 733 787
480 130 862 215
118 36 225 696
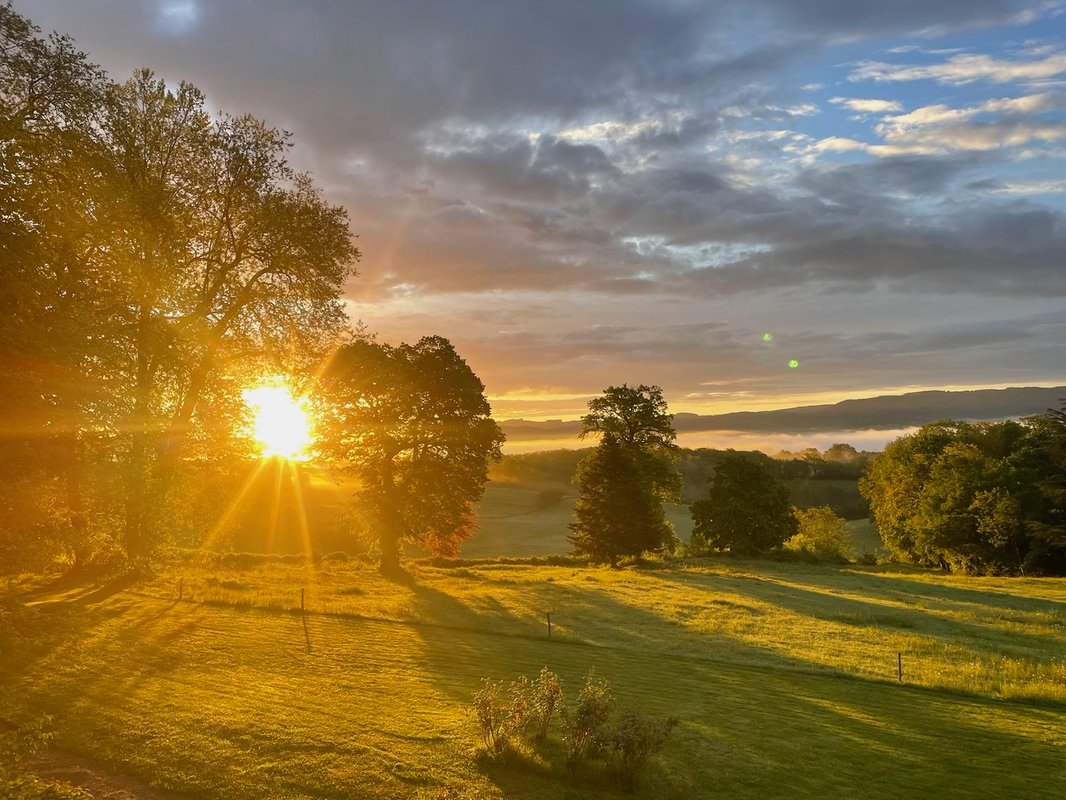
850 51 1066 84
830 97 903 113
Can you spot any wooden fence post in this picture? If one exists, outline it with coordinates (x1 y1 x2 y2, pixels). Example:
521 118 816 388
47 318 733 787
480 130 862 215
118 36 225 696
546 612 552 639
898 651 903 683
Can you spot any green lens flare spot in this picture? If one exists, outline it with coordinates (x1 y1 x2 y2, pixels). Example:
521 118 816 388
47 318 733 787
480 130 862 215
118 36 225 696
762 332 773 342
788 359 799 368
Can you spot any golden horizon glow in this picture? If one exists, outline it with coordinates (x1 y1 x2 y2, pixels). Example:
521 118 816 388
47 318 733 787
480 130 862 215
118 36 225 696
243 383 313 461
488 380 1066 422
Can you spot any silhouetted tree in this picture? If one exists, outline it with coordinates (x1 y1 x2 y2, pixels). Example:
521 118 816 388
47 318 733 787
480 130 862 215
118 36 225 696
316 336 504 573
690 454 796 556
568 435 674 565
0 5 116 570
569 385 680 562
0 6 359 568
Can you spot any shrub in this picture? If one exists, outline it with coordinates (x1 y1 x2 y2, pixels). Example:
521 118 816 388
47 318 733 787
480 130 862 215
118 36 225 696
534 488 566 510
565 669 614 767
471 677 531 755
785 506 854 562
472 665 677 789
530 667 564 742
604 708 678 790
0 716 91 800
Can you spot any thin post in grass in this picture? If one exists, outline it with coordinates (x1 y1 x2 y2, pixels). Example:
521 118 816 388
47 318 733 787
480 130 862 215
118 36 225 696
898 651 903 683
301 587 305 613
546 612 552 639
178 577 183 601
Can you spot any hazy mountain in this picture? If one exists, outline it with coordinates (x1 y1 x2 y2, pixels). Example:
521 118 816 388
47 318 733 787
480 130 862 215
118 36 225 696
500 386 1066 442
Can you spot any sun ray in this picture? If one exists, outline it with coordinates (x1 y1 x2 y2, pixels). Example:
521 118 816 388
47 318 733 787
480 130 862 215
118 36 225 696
287 460 317 583
198 456 273 553
266 456 284 555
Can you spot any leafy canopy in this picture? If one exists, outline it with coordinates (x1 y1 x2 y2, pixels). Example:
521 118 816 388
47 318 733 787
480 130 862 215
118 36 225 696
860 419 1065 575
316 336 504 571
690 454 797 556
570 385 680 563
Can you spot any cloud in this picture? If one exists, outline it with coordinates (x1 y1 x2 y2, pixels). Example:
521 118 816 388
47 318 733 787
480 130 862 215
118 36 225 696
810 93 1066 156
850 51 1066 84
14 0 1066 418
830 97 903 113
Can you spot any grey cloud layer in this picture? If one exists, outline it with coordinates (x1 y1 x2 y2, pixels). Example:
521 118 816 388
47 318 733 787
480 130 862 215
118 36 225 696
16 0 1066 408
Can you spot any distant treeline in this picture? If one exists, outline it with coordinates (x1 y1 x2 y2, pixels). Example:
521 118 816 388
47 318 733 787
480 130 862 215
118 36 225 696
489 443 873 519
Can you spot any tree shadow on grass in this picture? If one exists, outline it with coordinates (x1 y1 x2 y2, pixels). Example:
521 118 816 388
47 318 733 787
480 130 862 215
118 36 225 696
409 583 1066 800
643 566 1064 663
843 568 1066 610
23 572 139 610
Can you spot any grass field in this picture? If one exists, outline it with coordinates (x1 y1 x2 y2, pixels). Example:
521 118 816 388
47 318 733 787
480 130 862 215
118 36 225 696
3 558 1065 799
464 486 695 558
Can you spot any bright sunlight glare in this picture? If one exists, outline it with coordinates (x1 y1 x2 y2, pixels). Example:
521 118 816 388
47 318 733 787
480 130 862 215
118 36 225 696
242 384 313 460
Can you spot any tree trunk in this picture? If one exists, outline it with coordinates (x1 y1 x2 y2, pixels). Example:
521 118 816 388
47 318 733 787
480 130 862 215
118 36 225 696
379 526 401 574
124 302 153 565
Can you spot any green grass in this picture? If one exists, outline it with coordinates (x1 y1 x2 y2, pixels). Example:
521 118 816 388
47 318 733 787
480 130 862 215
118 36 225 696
464 486 694 558
845 518 884 557
3 559 1065 799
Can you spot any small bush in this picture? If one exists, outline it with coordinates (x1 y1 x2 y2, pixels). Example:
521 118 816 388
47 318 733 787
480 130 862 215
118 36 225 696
565 669 613 768
530 667 564 742
534 488 566 510
604 708 678 790
471 677 530 755
472 666 676 790
322 551 349 563
785 506 854 563
0 715 91 800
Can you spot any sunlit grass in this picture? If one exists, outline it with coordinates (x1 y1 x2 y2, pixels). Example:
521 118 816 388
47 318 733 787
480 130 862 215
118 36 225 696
122 558 1066 703
3 559 1064 798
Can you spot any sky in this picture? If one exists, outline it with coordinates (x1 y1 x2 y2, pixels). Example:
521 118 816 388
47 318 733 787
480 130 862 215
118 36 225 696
17 0 1066 425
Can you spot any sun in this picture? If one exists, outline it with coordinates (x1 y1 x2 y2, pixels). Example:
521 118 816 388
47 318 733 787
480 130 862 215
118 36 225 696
242 383 313 460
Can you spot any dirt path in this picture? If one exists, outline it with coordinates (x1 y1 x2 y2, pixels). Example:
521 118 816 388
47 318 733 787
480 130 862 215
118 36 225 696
30 747 186 800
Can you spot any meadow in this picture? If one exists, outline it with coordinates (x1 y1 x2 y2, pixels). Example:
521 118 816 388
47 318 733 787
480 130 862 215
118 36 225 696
3 556 1064 799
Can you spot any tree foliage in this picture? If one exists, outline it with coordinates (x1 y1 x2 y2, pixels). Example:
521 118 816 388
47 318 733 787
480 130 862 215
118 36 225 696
860 419 1065 575
569 385 680 563
786 506 853 562
0 5 358 570
316 336 504 572
690 454 797 556
568 435 676 565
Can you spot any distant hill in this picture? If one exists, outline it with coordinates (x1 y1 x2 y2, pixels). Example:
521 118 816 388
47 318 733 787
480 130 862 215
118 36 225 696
500 385 1066 441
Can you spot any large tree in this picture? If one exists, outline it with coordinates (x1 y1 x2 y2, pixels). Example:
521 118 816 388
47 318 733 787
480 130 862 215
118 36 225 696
568 434 674 565
316 336 504 572
1 5 359 568
860 420 1063 574
0 5 119 569
100 70 358 561
569 385 680 562
690 454 796 556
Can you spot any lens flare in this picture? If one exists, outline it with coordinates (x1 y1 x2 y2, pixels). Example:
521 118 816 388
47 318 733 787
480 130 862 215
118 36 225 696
243 384 312 460
762 332 773 342
788 359 800 368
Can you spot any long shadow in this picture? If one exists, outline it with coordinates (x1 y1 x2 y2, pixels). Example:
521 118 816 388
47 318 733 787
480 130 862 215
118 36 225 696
733 560 1066 611
645 566 1064 659
8 567 1064 800
398 569 1066 800
846 569 1066 610
23 573 139 610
